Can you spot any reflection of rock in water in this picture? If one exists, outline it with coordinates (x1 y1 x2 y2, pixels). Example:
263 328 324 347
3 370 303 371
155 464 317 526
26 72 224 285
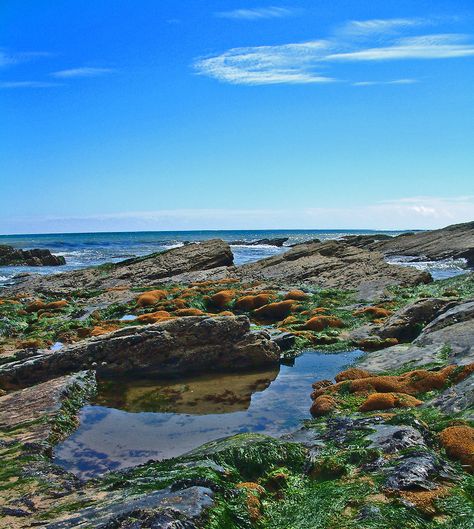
96 368 280 414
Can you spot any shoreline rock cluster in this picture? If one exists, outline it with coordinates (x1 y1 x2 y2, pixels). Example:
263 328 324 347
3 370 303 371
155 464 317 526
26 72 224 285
0 220 473 529
0 244 65 267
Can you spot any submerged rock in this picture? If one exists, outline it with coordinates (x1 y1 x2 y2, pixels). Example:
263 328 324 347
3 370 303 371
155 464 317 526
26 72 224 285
0 316 279 389
0 244 65 266
229 237 288 247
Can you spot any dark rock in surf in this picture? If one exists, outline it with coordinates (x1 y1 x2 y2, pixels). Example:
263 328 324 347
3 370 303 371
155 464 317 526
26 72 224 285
0 245 65 267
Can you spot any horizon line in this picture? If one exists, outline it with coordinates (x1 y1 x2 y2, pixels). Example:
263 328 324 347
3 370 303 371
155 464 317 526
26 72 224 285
0 227 428 237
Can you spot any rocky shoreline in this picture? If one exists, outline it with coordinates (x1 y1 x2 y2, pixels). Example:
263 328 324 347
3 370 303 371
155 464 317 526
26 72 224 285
0 221 473 528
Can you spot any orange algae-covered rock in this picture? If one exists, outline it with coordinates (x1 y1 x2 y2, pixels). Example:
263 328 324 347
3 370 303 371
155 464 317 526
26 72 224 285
310 308 328 315
400 487 449 515
357 337 399 350
45 300 69 310
137 310 172 324
136 290 167 307
25 300 45 312
310 395 337 416
284 290 309 301
168 298 187 310
174 308 205 316
439 426 474 472
302 316 344 331
18 338 44 349
208 290 235 309
452 362 474 383
253 300 296 320
234 293 272 311
339 365 457 396
90 323 120 336
77 327 92 338
335 368 372 383
218 311 235 316
359 392 422 412
353 306 392 318
280 316 298 326
236 482 265 523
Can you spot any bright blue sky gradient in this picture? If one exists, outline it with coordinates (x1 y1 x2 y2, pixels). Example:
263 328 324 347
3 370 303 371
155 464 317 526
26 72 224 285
1 0 473 233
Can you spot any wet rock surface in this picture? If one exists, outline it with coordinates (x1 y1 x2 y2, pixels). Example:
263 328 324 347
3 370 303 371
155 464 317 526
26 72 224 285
43 486 215 529
0 316 280 389
367 425 426 454
384 452 457 491
0 244 66 266
0 371 95 443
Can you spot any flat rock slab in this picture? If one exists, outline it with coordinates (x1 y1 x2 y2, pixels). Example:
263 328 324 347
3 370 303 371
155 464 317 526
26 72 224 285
425 374 474 420
351 220 474 264
359 300 474 372
0 371 94 443
0 316 279 389
234 240 431 300
367 425 426 454
44 485 214 529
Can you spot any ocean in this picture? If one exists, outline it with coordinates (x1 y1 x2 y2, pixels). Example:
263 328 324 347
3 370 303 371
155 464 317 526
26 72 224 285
0 229 468 286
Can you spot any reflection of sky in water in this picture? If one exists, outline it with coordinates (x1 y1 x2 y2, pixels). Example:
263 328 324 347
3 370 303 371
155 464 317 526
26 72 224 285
54 350 362 478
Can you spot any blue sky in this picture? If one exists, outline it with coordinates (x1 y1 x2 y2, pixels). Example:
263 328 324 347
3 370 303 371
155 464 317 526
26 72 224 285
1 0 473 234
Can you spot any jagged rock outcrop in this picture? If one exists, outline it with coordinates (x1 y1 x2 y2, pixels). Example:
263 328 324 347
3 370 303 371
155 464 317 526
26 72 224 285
377 297 458 342
3 239 234 296
0 245 65 266
0 316 280 389
235 240 431 299
347 221 474 265
229 237 288 247
425 374 474 420
358 300 474 372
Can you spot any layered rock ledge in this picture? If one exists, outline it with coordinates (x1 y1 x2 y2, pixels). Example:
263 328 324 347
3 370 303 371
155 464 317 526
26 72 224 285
0 315 280 389
4 238 234 296
235 240 431 299
345 220 474 264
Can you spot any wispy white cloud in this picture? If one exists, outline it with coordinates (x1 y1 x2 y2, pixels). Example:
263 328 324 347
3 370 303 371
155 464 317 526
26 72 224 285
0 49 52 68
195 41 335 85
0 80 61 89
51 67 116 78
194 18 474 85
327 34 474 61
340 18 427 35
215 6 294 20
353 78 419 86
3 197 473 233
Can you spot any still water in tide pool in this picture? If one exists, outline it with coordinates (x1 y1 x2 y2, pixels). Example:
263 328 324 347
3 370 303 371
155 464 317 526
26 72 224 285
54 350 362 478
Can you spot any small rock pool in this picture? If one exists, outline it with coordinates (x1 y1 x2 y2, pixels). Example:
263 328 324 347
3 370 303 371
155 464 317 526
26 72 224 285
54 350 362 478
